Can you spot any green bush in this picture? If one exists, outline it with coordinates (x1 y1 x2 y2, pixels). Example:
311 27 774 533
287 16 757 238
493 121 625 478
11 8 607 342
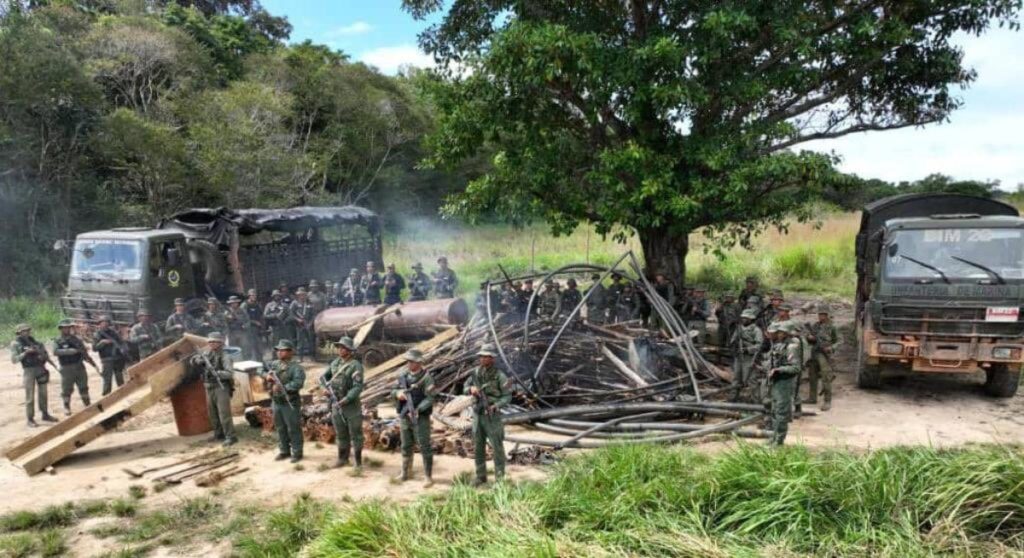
0 297 62 345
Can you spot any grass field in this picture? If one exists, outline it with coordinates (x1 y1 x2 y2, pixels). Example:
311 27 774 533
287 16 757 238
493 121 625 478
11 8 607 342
385 211 859 299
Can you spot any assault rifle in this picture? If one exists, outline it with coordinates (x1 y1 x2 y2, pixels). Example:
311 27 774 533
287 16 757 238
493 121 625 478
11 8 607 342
196 351 228 391
263 363 297 410
318 374 339 409
398 374 419 423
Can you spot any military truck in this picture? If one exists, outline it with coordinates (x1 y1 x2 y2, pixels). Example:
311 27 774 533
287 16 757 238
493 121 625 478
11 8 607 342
60 206 382 329
855 193 1024 397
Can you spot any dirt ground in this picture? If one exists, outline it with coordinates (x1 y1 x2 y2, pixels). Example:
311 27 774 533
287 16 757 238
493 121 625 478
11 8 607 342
2 300 1024 555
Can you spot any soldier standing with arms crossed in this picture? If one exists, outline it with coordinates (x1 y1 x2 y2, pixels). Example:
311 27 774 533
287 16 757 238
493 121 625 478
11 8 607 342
53 319 98 415
92 315 129 395
361 261 383 305
408 263 431 301
166 298 199 342
464 343 512 486
432 256 458 299
130 310 163 360
391 349 435 487
806 305 839 411
262 339 305 462
766 322 803 446
190 332 237 446
324 337 364 471
11 324 57 427
383 263 406 304
341 268 362 307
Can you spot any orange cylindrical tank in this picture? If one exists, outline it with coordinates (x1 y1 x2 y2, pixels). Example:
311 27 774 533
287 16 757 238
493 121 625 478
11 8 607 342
170 378 212 436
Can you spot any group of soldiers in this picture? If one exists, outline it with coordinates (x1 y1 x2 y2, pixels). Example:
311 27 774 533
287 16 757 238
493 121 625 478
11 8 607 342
188 330 508 487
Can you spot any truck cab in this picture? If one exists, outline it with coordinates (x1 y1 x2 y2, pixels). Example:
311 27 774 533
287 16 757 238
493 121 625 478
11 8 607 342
856 194 1024 397
62 229 196 329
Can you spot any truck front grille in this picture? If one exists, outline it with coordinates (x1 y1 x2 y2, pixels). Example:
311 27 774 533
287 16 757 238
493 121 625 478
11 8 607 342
879 305 1024 338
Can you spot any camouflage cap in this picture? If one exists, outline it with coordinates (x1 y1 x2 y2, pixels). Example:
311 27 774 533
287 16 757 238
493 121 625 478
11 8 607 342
206 297 218 305
412 262 423 269
15 323 31 333
386 263 396 269
767 322 784 334
174 297 186 305
227 296 242 304
817 304 831 315
567 278 578 287
278 282 289 288
437 256 448 264
770 290 784 300
247 289 258 297
333 336 355 350
58 318 75 328
97 315 112 323
350 268 359 275
365 260 375 267
274 339 295 351
778 304 793 312
740 308 758 320
136 309 151 317
745 276 759 283
477 343 498 357
403 349 424 363
207 331 225 342
324 280 333 287
271 289 281 298
309 279 320 288
693 285 707 292
295 287 307 295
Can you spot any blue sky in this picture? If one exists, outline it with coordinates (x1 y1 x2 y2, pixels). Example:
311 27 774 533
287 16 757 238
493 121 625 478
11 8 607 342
263 1 1024 189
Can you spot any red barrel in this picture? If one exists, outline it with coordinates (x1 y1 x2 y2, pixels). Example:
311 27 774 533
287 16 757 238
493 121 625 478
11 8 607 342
169 378 212 436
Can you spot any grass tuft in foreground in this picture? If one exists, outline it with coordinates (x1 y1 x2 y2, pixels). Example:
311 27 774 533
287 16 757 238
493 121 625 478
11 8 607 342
273 443 1024 557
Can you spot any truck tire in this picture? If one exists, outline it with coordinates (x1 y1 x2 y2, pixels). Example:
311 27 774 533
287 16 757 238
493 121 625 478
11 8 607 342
855 336 882 389
984 365 1021 398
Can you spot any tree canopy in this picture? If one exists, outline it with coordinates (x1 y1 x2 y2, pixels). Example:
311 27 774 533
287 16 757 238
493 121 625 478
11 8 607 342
406 0 1021 281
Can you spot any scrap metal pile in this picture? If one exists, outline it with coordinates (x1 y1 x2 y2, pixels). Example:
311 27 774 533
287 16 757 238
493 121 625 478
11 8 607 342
359 251 770 449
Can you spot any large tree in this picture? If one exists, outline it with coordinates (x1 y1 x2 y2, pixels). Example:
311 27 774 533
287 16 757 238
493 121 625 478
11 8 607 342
405 0 1020 281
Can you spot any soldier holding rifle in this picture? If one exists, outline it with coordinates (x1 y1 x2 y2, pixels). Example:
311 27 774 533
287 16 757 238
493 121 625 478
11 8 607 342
391 349 435 487
11 324 58 427
92 315 129 395
190 332 237 446
463 343 512 486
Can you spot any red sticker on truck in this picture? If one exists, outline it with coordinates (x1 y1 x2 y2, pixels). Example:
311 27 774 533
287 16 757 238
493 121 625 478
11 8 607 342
986 307 1020 322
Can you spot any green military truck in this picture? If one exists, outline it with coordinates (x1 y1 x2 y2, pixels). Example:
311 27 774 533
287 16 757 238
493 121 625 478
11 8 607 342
855 193 1024 397
60 207 382 330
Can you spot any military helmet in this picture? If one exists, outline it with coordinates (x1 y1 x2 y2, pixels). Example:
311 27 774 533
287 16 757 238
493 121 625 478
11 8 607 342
817 304 831 315
227 295 242 304
207 331 225 342
766 322 783 334
333 336 356 350
403 349 424 363
274 339 295 351
477 343 498 357
15 323 31 333
58 318 75 328
779 321 799 335
740 308 758 320
174 297 186 306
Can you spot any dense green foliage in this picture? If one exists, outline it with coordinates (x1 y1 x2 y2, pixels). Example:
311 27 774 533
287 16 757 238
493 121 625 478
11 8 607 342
406 0 1021 283
0 1 467 296
295 444 1024 557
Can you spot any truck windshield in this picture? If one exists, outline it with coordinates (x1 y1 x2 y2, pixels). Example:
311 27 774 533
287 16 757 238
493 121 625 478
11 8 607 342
884 228 1024 282
71 239 143 280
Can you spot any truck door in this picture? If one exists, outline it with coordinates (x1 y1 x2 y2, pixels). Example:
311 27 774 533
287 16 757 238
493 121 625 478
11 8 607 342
147 239 196 316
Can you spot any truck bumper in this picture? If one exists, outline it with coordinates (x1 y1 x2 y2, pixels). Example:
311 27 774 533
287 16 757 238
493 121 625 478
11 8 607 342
864 329 1024 373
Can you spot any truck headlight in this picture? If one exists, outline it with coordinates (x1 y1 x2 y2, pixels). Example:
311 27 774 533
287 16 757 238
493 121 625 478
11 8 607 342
877 342 904 355
992 347 1018 360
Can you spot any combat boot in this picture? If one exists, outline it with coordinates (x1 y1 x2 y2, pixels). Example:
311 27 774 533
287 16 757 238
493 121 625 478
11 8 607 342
821 399 831 412
335 446 350 468
394 456 412 482
63 400 72 417
423 456 434 488
41 413 58 422
353 448 363 472
26 419 38 428
82 396 91 407
471 476 487 488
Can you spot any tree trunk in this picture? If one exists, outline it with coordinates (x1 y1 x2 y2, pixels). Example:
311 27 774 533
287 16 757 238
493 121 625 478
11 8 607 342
638 226 689 287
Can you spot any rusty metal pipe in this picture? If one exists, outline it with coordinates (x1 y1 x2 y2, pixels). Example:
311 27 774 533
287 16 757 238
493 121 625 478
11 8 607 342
314 298 469 340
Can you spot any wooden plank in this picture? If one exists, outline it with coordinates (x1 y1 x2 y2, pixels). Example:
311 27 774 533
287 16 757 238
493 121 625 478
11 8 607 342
364 327 459 380
5 337 199 461
601 345 650 388
352 304 398 348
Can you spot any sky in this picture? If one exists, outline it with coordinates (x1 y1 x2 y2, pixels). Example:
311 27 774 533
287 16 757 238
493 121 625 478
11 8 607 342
262 0 1024 189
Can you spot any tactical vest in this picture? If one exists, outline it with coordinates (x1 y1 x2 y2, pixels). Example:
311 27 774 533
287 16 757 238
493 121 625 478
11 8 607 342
16 337 46 368
54 336 84 366
94 328 124 360
399 371 431 415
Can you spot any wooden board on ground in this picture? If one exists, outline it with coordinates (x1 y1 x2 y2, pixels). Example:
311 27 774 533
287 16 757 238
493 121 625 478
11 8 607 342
364 326 460 380
352 304 400 348
4 335 204 475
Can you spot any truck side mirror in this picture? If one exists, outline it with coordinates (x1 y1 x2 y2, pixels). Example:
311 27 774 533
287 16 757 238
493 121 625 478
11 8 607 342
887 243 898 258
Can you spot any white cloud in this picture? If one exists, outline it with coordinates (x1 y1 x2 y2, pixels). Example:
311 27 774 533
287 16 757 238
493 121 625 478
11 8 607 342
329 21 373 37
358 45 434 75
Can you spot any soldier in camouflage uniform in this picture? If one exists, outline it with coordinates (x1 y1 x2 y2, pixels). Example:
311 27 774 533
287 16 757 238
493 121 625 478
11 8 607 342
615 283 640 323
361 261 383 305
766 321 802 446
263 290 288 348
761 290 784 328
519 279 536 317
538 281 561 319
242 290 265 359
585 274 608 324
731 308 764 387
324 337 364 470
53 319 97 415
806 305 839 411
92 315 129 395
464 343 512 486
199 298 227 337
716 293 741 348
130 310 163 360
262 339 306 462
738 276 762 310
686 286 711 345
190 332 237 446
383 263 406 305
391 349 435 486
308 280 327 316
432 256 458 299
289 288 316 361
277 284 295 342
166 298 199 342
408 263 431 302
559 278 583 319
224 296 252 357
11 324 57 427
